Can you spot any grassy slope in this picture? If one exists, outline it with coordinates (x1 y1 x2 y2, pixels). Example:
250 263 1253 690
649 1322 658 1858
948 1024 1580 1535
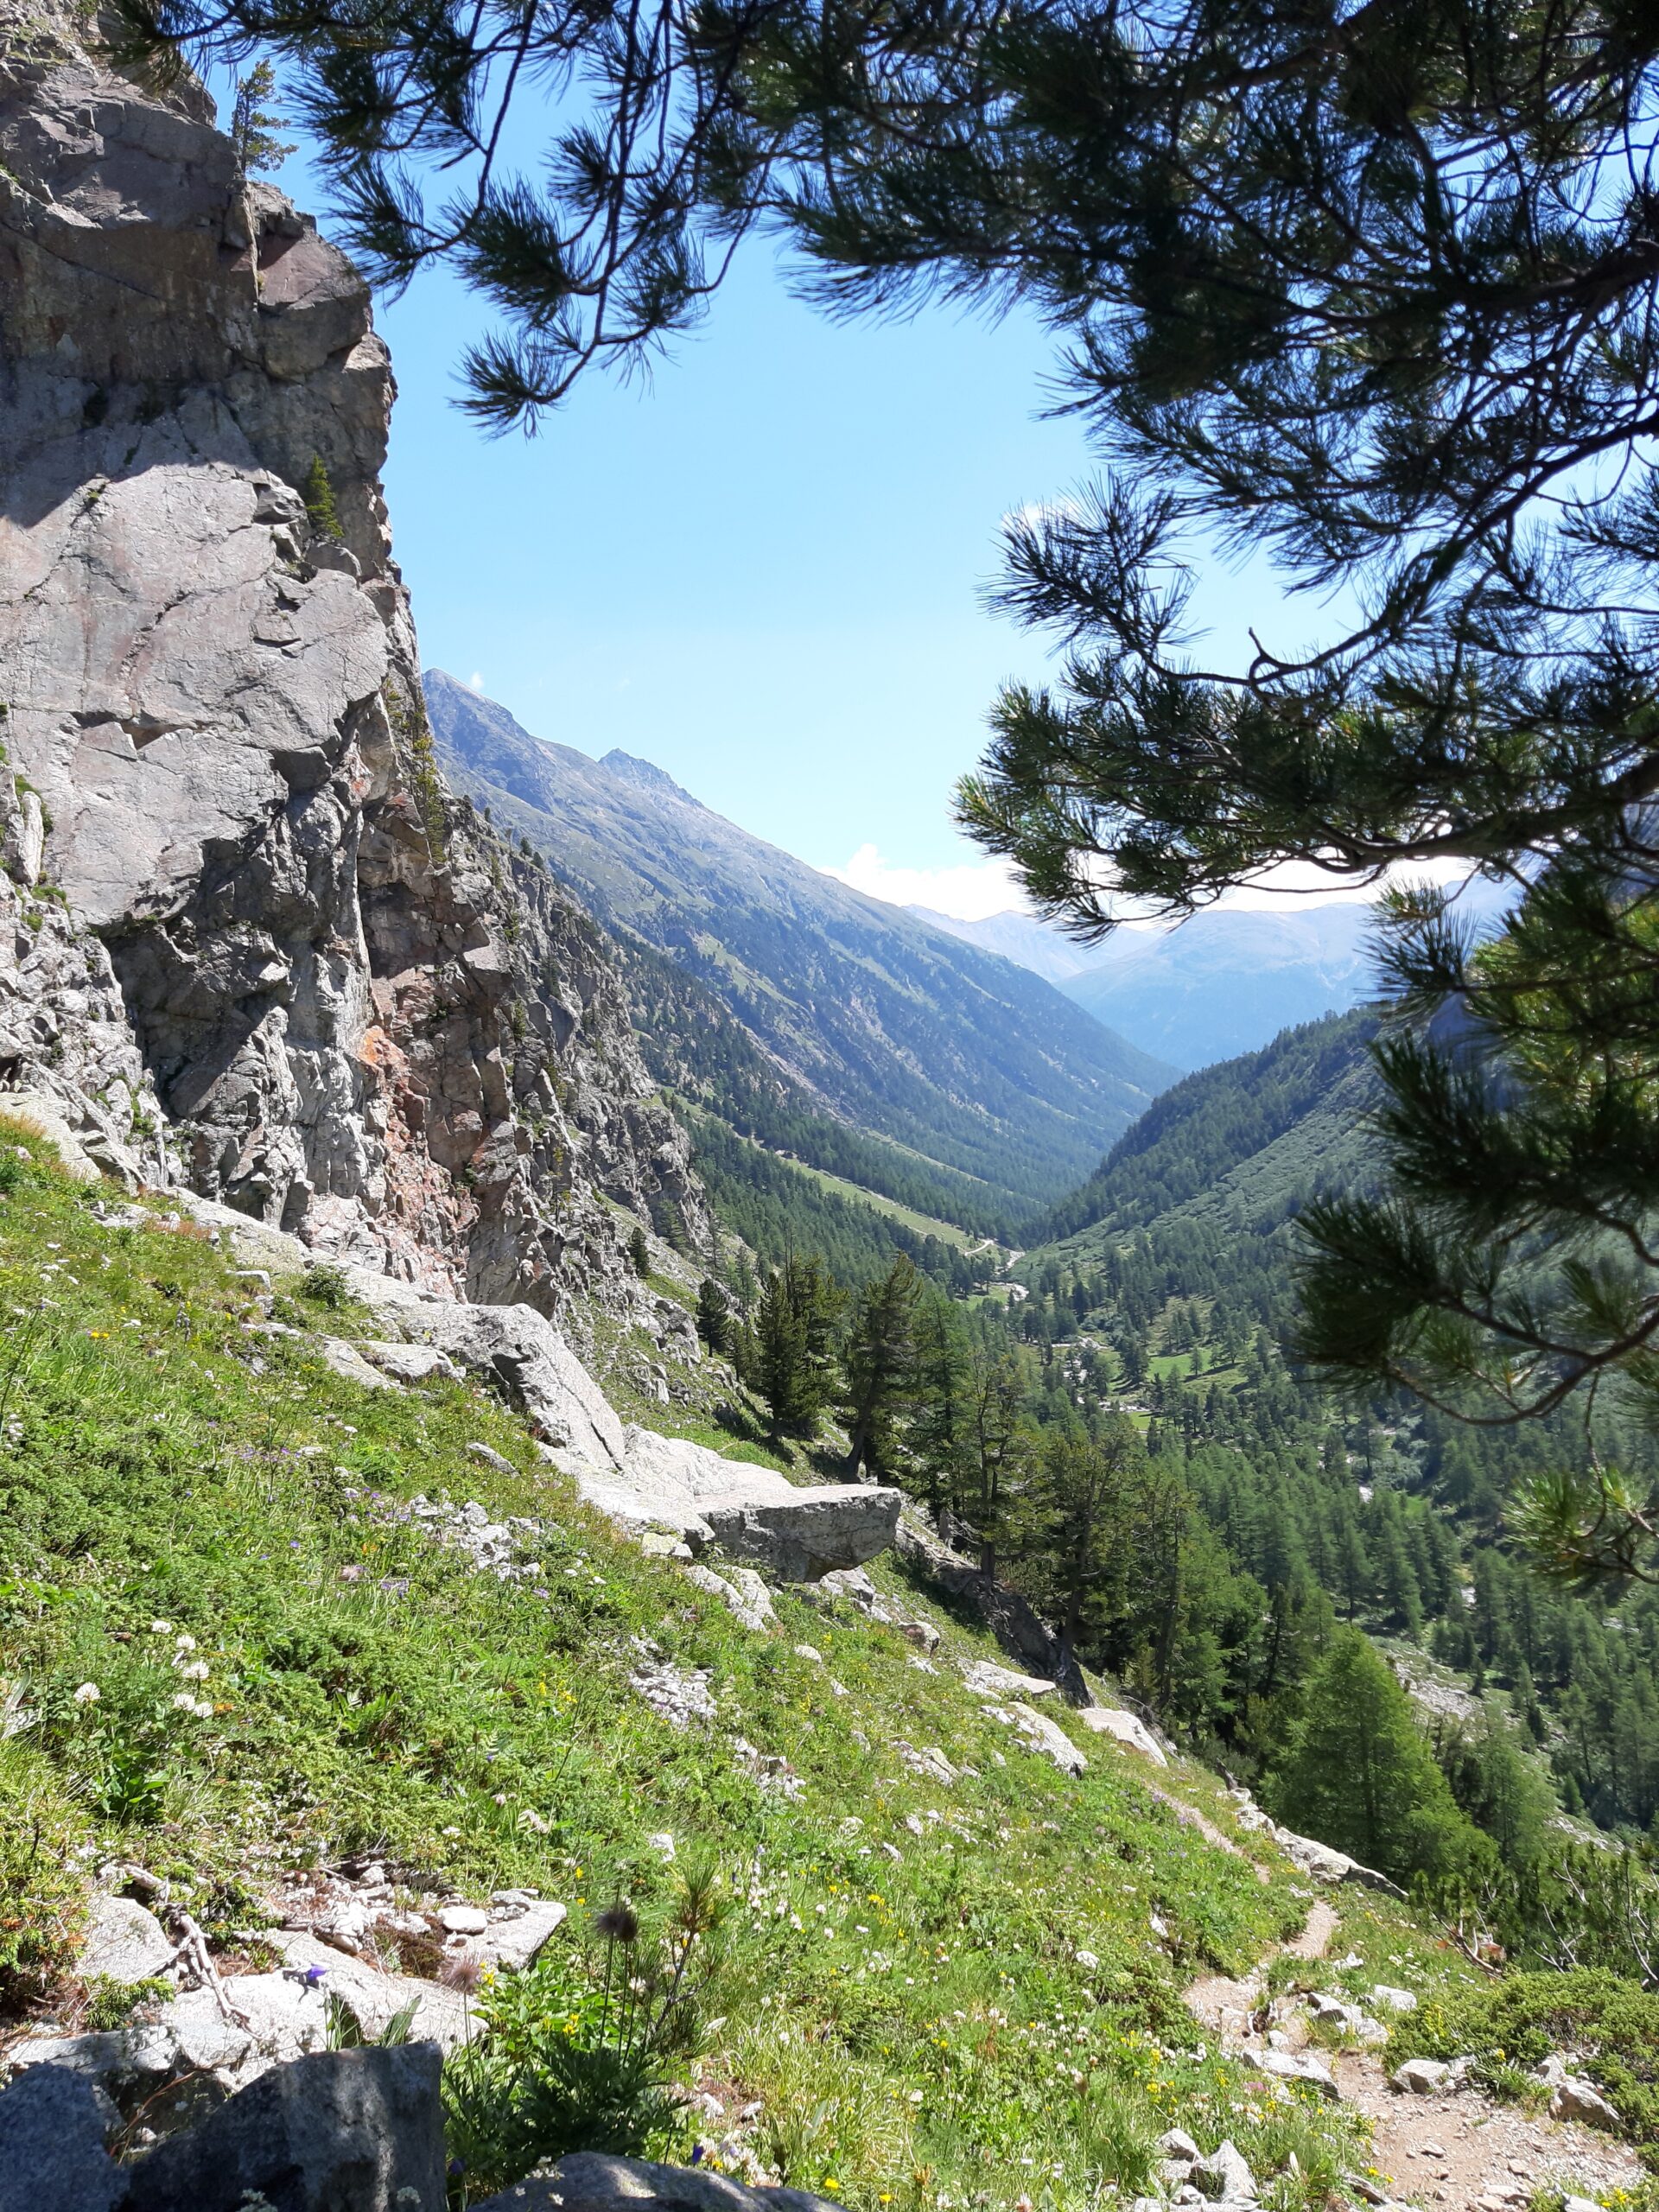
0 1134 1484 2209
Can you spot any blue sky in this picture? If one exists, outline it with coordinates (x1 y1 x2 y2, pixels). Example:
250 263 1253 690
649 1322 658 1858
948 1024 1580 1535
375 251 1103 910
247 89 1358 920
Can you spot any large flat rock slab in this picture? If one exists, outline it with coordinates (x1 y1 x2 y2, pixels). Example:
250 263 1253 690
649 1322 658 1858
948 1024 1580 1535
572 1428 899 1580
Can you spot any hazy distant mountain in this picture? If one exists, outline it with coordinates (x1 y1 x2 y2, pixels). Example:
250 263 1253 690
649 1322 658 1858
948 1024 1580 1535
424 672 1176 1234
921 900 1380 1069
906 906 1097 984
1057 906 1377 1069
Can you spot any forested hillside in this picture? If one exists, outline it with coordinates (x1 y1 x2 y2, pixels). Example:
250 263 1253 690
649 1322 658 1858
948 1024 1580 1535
684 1003 1659 1949
1007 1022 1659 1847
425 671 1173 1236
1039 1011 1376 1251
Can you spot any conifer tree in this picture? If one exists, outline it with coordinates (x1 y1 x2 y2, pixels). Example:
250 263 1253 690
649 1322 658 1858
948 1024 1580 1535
301 455 342 543
1273 1632 1489 1885
695 1276 731 1358
627 1225 651 1279
755 1256 842 1440
842 1254 921 1479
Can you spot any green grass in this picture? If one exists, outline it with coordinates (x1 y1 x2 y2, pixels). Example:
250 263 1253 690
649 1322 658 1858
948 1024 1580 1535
0 1128 1413 2209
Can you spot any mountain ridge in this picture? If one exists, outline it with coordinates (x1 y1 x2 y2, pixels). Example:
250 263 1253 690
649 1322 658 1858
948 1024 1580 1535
918 902 1381 1068
424 670 1176 1233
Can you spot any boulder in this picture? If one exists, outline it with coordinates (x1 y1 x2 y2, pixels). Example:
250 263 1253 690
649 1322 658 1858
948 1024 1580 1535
685 1563 777 1632
398 1304 626 1468
983 1700 1086 1777
1255 2048 1338 2100
480 1899 569 1973
1195 2139 1256 2200
1389 2056 1468 2095
1075 1705 1168 1764
961 1659 1058 1701
120 2044 446 2212
1369 1984 1417 2015
264 1933 473 2050
0 2063 124 2212
317 1338 400 1390
1543 2068 1621 2131
359 1343 463 1385
1272 1825 1405 1899
704 1484 900 1581
79 1892 175 1986
470 2152 841 2212
162 1975 334 2079
4 2024 177 2107
576 1428 899 1580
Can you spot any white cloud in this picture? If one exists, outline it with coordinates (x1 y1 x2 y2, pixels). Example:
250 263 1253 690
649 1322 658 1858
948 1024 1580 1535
823 842 1030 922
468 671 484 690
824 842 1485 928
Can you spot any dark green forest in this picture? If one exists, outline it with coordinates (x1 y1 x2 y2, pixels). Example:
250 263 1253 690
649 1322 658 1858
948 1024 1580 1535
692 1007 1659 1974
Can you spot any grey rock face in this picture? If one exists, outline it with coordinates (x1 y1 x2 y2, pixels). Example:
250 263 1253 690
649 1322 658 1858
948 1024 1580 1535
0 0 706 1327
120 2042 447 2212
571 1426 900 1579
0 2063 124 2212
471 2152 842 2212
893 1512 1090 1699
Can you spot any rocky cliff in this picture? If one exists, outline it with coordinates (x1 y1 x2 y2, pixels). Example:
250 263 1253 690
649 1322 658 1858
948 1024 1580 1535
0 0 707 1325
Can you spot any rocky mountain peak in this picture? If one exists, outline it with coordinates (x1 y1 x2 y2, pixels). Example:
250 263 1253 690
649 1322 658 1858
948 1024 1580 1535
596 749 703 806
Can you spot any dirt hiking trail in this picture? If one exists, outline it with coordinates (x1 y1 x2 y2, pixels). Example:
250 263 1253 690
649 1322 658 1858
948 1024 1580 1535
1184 1901 1645 2209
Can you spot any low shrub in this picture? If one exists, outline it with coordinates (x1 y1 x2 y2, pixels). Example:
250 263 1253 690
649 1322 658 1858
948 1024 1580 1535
1391 1967 1659 2156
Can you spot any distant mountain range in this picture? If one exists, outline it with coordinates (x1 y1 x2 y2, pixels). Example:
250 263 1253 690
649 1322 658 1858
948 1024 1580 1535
424 673 1176 1238
913 902 1379 1068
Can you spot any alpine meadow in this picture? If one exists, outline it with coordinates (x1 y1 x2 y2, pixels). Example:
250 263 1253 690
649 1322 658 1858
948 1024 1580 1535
3 4 1659 2212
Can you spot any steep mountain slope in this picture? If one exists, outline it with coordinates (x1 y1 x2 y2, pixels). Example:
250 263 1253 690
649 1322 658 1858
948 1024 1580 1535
921 904 1378 1068
0 1127 1510 2212
1040 1011 1377 1249
425 672 1175 1230
0 0 703 1332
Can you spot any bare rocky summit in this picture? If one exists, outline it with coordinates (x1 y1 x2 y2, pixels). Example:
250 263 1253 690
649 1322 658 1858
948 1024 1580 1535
0 0 705 1323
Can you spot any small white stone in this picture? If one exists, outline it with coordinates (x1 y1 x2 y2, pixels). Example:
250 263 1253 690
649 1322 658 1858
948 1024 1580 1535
439 1904 489 1936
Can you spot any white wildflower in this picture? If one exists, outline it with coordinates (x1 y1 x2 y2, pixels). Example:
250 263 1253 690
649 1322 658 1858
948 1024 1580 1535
73 1681 100 1706
149 1619 173 1635
172 1692 199 1712
178 1660 210 1681
174 1633 196 1653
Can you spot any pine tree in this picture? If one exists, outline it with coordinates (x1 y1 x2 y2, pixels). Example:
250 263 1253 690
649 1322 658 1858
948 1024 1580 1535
228 60 294 178
1273 1632 1489 1885
842 1255 921 1479
755 1256 842 1440
301 455 343 543
695 1276 730 1358
1018 1417 1143 1678
627 1226 651 1278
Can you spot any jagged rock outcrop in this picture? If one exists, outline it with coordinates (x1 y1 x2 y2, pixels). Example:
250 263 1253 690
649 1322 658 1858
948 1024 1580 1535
0 0 706 1325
